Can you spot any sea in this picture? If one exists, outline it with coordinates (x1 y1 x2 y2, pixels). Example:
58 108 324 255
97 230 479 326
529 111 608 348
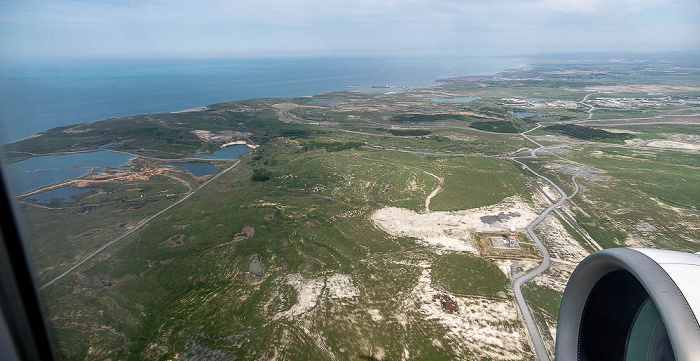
0 56 520 196
0 56 520 144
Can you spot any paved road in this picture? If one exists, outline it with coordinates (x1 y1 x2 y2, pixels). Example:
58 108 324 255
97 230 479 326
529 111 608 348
382 121 562 360
507 157 567 361
39 160 241 290
501 122 570 361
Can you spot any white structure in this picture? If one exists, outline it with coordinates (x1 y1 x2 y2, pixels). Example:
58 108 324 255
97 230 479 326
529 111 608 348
508 227 517 247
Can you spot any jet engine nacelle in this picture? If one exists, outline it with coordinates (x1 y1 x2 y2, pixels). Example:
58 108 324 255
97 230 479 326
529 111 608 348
556 248 700 360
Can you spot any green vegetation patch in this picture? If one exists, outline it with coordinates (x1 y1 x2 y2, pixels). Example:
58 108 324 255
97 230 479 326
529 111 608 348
432 253 508 298
545 124 635 142
522 282 562 319
278 129 313 138
304 140 364 152
469 120 521 133
430 157 530 211
251 169 271 182
387 129 432 136
392 113 467 123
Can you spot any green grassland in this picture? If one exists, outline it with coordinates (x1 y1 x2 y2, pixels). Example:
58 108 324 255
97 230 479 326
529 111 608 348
522 281 561 359
7 58 700 360
36 138 538 360
430 157 530 211
432 254 509 298
20 172 192 284
612 123 700 139
525 145 700 251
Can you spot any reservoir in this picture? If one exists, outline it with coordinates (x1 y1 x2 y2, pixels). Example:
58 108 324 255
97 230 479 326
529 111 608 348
27 186 95 204
195 145 254 160
4 151 134 196
165 162 218 176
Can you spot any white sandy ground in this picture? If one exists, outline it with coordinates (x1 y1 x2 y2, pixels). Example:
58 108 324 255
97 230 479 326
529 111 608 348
584 84 700 93
539 183 560 202
370 196 538 253
190 129 251 142
534 215 589 264
405 264 533 360
367 309 384 322
171 106 207 113
494 259 541 279
276 273 359 319
533 261 579 293
325 274 361 299
645 140 700 151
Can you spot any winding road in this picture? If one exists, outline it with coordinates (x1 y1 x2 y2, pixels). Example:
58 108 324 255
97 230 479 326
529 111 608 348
504 122 573 361
39 160 241 290
508 157 565 361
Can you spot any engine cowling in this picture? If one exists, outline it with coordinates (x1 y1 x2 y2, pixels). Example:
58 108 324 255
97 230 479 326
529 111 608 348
555 248 700 360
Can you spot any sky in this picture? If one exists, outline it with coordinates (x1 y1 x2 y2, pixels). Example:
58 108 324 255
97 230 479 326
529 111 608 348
0 0 698 59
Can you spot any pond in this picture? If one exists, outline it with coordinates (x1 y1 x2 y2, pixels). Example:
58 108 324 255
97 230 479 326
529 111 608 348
4 151 134 196
249 254 264 277
195 144 254 160
425 97 479 103
27 186 95 204
165 162 218 176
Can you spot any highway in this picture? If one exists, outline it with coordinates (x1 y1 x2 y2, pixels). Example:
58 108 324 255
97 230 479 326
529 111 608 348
39 160 241 290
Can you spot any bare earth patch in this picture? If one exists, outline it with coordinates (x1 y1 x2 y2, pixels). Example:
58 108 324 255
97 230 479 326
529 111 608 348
534 261 577 293
232 226 255 242
371 196 538 253
645 140 700 151
584 84 700 93
276 273 360 320
406 265 533 360
191 129 250 143
326 274 360 299
534 215 588 264
164 234 185 248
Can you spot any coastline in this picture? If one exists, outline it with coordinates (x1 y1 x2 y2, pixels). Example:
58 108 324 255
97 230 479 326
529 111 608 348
1 57 520 145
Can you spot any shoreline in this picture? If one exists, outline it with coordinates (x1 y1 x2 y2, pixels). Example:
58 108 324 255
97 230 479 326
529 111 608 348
170 106 208 114
2 62 519 146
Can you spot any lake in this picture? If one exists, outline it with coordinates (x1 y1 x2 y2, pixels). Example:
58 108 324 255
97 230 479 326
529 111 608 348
27 186 95 204
165 162 218 177
4 151 134 196
195 145 254 160
248 254 264 277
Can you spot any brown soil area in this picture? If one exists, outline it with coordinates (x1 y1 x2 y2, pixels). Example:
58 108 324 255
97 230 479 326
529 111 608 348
164 234 185 247
233 226 255 242
433 293 459 314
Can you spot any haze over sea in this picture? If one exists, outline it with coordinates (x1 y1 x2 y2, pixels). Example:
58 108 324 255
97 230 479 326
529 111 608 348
0 56 518 144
